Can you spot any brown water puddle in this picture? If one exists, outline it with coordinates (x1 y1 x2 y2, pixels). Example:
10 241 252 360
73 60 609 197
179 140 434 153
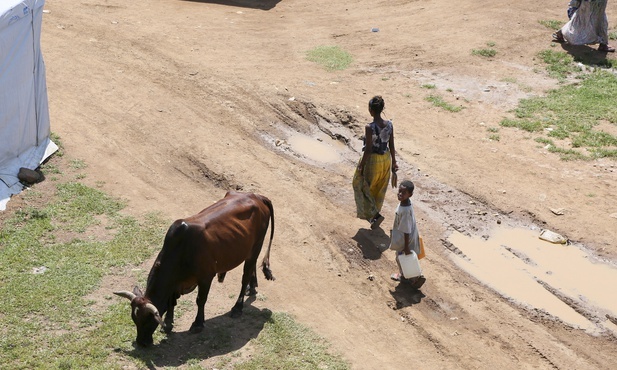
287 131 346 163
448 227 617 335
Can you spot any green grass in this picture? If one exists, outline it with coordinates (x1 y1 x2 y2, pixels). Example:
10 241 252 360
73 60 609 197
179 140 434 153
609 31 617 40
539 19 563 31
537 49 581 81
0 156 350 369
472 48 497 58
0 182 166 368
421 84 436 89
306 46 353 71
425 94 464 112
501 70 617 160
235 312 349 370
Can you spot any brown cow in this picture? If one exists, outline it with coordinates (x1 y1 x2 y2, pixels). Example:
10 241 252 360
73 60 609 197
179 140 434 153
114 191 275 346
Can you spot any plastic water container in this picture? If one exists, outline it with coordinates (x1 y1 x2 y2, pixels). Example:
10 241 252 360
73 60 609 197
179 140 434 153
397 251 422 279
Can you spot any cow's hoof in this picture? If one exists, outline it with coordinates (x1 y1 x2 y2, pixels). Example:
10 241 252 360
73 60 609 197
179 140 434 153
230 308 243 318
189 324 204 334
161 324 173 334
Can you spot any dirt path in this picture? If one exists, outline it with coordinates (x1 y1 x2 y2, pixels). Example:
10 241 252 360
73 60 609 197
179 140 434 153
22 0 617 368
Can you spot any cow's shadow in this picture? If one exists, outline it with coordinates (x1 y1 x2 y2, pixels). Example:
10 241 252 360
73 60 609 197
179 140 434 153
180 0 282 10
124 303 272 368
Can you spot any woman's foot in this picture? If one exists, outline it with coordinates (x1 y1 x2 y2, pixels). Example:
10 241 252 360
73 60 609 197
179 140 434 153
598 44 615 52
370 214 385 230
552 30 565 43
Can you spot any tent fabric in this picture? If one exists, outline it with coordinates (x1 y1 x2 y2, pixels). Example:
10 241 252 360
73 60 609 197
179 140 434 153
0 0 56 211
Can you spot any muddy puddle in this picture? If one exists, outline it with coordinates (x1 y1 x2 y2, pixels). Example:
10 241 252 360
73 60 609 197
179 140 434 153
286 131 347 163
448 227 617 335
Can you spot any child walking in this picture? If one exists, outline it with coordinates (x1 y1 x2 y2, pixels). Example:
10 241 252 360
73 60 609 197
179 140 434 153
389 180 426 289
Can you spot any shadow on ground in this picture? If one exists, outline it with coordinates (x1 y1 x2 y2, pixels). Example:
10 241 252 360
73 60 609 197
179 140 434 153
124 302 272 368
352 228 390 260
181 0 282 10
559 43 613 66
389 283 425 310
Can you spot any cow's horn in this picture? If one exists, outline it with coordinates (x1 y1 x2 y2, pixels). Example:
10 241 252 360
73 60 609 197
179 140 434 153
144 303 165 328
113 290 137 301
144 303 159 316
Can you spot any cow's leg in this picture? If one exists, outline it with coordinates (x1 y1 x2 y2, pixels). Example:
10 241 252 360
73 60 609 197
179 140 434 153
162 295 179 334
190 277 214 333
231 260 257 318
246 268 258 296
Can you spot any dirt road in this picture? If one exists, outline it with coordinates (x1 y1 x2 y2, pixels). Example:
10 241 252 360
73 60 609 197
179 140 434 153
30 0 617 368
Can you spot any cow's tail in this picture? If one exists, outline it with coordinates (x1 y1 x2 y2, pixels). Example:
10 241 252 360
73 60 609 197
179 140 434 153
260 196 276 281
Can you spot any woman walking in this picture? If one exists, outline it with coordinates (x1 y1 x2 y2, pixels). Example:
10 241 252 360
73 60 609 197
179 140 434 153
554 0 615 52
353 95 398 229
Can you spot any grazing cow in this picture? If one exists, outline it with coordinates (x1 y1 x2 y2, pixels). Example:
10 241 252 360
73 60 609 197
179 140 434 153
114 191 275 346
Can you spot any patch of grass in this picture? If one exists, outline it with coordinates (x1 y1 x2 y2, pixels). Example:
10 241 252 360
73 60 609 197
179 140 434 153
306 46 352 71
235 312 349 370
69 159 87 169
609 31 617 40
488 134 500 141
535 137 554 146
425 94 464 112
537 49 581 81
421 84 436 89
486 41 496 47
487 127 499 133
0 180 167 368
472 48 497 58
502 70 617 160
539 19 563 30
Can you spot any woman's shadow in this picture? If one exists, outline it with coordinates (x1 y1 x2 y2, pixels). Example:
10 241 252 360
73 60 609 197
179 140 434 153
351 227 390 260
558 42 613 66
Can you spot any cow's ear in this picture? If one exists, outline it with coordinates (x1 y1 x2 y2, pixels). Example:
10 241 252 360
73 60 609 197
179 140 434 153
133 286 144 297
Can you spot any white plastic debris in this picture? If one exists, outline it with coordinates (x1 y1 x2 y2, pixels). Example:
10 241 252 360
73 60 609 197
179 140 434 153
539 229 567 244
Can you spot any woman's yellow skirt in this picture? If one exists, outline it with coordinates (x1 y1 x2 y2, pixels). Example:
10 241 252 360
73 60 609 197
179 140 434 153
352 150 391 221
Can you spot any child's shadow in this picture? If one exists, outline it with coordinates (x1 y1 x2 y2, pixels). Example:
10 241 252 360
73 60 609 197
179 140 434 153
352 228 390 260
389 283 425 310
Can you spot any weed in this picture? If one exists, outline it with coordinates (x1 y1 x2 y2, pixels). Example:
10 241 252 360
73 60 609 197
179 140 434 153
537 49 581 81
421 84 436 89
539 19 563 30
306 46 352 71
425 95 464 112
472 48 497 58
488 134 500 141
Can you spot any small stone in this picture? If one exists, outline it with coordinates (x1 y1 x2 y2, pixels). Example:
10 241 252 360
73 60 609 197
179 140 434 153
550 208 566 215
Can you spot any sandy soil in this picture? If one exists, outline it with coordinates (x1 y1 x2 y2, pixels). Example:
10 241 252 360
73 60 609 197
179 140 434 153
10 0 617 368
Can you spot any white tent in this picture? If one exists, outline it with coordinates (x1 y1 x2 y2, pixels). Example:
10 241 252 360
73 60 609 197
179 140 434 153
0 0 57 211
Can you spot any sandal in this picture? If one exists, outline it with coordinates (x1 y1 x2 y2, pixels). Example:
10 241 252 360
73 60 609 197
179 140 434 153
370 214 385 230
598 44 615 52
552 31 565 43
390 272 401 281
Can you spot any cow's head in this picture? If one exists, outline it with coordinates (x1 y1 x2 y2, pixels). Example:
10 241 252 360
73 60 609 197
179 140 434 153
113 286 165 346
